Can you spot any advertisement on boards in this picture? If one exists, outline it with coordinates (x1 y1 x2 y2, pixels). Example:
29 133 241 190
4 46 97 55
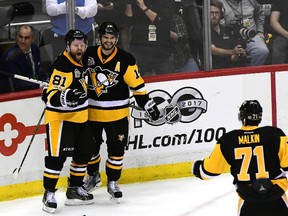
0 72 273 186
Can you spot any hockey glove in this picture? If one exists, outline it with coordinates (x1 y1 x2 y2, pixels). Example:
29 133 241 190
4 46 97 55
41 87 48 104
144 99 160 121
192 160 204 180
60 88 83 107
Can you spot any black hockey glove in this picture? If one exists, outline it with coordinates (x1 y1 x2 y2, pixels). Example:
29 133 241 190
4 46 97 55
192 160 204 180
41 87 48 104
60 88 83 107
144 99 160 121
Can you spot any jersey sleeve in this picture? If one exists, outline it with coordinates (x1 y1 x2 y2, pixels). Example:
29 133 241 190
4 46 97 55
201 143 231 179
278 134 288 173
46 69 74 107
124 65 146 93
122 53 146 93
124 64 150 109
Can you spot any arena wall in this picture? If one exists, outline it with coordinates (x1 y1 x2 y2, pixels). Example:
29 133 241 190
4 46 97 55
1 64 288 201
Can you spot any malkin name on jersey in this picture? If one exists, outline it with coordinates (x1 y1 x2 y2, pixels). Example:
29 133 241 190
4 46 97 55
238 134 260 144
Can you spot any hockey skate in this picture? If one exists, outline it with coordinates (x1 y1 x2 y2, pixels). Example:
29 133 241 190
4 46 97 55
42 190 57 214
83 172 102 192
107 181 122 204
65 186 94 206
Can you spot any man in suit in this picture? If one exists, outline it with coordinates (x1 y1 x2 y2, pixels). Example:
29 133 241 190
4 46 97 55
0 25 48 93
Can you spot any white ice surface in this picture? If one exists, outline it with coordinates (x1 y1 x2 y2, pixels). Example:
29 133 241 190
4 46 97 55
0 173 239 216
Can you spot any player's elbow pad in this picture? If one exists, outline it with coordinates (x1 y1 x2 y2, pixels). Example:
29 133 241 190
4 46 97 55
49 91 62 107
41 87 48 104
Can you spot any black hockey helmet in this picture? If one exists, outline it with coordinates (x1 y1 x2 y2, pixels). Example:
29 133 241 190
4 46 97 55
64 29 87 46
98 22 119 38
239 100 262 125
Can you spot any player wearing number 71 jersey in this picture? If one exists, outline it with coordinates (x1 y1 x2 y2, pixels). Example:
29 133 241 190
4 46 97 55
192 100 288 216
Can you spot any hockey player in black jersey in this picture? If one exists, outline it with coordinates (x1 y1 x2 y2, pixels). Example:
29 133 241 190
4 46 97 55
193 100 288 216
41 30 96 213
82 22 160 202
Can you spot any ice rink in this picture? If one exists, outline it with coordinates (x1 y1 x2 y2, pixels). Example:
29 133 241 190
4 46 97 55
0 173 239 216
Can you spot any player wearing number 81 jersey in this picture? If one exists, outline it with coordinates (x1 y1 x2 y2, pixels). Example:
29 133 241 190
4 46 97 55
41 30 96 214
192 100 288 216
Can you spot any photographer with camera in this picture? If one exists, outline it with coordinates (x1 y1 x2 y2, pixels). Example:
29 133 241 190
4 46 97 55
210 0 247 69
219 0 269 66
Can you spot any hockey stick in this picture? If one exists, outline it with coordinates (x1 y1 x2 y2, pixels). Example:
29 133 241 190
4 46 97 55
0 70 48 87
12 108 45 179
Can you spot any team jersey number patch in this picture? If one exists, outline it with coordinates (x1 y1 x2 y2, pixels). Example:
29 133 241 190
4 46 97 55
235 146 269 181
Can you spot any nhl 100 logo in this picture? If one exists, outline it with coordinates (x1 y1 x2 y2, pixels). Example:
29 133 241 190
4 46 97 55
130 87 208 126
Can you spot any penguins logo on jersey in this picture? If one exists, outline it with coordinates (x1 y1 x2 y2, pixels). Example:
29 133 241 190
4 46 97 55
93 66 119 97
118 134 125 141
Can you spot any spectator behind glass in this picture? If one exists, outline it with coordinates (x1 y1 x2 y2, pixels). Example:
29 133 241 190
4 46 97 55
210 0 247 69
219 0 269 66
178 0 203 70
94 0 130 50
125 0 175 76
270 0 288 64
170 13 199 73
46 0 97 60
0 25 48 93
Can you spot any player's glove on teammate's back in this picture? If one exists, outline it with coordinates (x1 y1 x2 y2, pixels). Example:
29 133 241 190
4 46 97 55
192 160 204 180
144 99 160 121
60 88 83 107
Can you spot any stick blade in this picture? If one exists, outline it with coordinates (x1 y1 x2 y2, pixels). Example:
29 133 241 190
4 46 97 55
12 168 19 179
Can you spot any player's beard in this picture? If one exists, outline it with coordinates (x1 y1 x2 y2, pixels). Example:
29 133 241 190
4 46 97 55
101 41 115 52
70 51 83 63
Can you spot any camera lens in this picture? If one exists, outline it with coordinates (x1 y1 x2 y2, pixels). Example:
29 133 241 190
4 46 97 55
239 28 256 39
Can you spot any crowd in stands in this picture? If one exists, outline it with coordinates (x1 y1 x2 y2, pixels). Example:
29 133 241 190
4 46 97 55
0 0 286 93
